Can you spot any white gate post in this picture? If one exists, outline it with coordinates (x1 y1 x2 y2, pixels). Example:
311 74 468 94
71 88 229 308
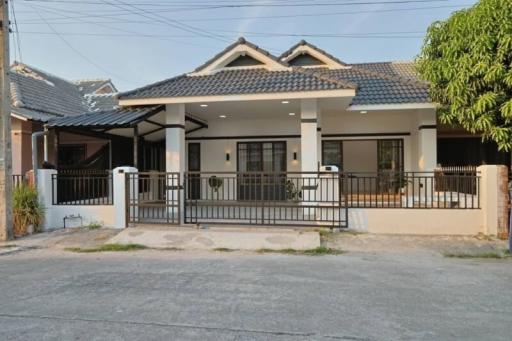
113 166 137 229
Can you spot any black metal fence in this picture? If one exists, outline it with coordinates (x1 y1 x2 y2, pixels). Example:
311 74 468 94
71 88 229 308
184 171 348 228
12 174 27 187
126 172 181 225
344 171 480 209
52 171 113 205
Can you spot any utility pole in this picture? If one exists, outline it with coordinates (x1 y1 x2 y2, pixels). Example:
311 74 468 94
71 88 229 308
0 0 12 241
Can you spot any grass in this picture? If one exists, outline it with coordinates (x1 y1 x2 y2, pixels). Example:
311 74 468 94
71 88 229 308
213 247 236 252
65 243 148 253
0 244 17 249
443 250 511 259
257 246 345 256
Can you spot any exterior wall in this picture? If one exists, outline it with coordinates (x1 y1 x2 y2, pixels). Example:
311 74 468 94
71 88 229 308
11 118 35 175
36 168 130 230
185 108 435 173
58 131 108 160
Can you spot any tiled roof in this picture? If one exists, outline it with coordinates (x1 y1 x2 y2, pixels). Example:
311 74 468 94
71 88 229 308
318 66 428 105
120 68 355 100
85 93 119 112
9 63 118 122
119 38 430 106
352 61 420 82
47 105 162 128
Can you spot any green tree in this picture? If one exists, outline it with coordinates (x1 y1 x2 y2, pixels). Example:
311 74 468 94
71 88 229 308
417 0 512 150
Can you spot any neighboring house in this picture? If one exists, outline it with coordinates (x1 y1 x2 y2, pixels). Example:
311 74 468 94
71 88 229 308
9 62 118 174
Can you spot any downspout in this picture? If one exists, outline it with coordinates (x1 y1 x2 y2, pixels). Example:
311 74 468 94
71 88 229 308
32 129 50 185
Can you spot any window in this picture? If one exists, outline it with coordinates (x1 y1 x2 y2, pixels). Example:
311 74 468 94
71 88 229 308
58 145 86 167
322 141 343 169
237 142 286 172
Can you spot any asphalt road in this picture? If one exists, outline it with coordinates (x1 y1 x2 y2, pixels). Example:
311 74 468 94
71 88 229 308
1 248 511 341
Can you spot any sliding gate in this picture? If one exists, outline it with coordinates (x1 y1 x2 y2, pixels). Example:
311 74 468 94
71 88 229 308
184 172 348 228
126 172 181 225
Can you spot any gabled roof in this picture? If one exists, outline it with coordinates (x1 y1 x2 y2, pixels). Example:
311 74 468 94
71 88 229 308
74 79 118 95
119 38 430 106
191 37 288 75
9 62 118 122
279 40 348 68
120 67 355 100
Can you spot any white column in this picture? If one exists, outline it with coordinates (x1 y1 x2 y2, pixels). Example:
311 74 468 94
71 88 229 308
165 104 186 224
113 166 138 229
300 98 319 172
417 110 437 171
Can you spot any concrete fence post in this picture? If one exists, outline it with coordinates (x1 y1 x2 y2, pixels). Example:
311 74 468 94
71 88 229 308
478 165 509 237
113 166 138 229
37 169 57 231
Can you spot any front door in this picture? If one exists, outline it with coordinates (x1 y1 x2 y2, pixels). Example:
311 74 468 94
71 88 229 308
187 143 201 199
237 141 286 200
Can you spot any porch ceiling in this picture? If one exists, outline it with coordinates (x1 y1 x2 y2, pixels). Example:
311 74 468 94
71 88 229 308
185 97 351 121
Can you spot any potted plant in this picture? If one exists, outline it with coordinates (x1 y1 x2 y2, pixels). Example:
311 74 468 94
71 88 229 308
208 176 223 200
13 184 44 237
285 179 301 202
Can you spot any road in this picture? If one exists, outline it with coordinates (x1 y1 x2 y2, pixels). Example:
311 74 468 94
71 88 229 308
1 248 511 340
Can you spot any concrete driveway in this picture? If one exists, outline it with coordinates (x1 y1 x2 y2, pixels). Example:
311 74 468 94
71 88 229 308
1 247 511 341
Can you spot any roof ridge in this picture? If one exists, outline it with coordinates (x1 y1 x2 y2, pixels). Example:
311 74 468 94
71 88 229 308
349 64 427 88
351 60 414 65
73 78 111 83
292 66 357 89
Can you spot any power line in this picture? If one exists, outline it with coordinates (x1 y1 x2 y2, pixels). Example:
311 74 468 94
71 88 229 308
10 0 23 62
15 3 471 24
24 2 138 85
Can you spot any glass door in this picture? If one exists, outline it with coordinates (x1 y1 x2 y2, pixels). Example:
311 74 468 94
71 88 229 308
237 142 286 200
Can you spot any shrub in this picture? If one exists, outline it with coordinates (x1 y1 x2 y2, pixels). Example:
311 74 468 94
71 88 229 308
13 184 44 237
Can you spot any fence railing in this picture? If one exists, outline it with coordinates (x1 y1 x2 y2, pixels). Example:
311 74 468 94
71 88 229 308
184 171 348 227
12 174 27 187
52 172 113 205
345 171 480 209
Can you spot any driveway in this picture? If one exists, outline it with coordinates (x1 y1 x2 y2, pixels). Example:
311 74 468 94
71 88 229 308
1 246 511 341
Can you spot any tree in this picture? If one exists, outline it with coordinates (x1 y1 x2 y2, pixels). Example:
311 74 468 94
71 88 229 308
417 0 512 151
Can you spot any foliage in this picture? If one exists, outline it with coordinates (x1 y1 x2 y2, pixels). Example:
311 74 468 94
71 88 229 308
208 176 223 192
285 179 301 201
443 250 511 259
257 247 345 256
416 0 512 150
13 184 44 237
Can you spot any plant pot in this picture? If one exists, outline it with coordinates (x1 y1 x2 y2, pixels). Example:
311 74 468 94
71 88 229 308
26 224 34 235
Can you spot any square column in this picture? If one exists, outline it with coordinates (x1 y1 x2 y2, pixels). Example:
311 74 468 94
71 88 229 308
417 110 437 171
317 112 322 165
300 98 319 172
165 104 186 224
165 104 186 174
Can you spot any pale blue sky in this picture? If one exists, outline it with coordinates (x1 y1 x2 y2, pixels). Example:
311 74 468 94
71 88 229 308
11 0 478 90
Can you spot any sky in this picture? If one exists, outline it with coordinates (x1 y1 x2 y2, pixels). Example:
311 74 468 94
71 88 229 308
10 0 480 91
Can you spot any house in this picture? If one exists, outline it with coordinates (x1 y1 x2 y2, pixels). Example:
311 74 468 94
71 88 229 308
9 62 118 175
37 38 509 235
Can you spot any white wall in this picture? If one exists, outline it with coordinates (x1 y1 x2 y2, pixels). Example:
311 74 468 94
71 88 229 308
185 108 436 172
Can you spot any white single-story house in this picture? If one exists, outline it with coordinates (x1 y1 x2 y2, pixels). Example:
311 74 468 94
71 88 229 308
37 38 509 236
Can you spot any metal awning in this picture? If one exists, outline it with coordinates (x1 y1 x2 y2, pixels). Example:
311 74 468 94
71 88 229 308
46 105 164 129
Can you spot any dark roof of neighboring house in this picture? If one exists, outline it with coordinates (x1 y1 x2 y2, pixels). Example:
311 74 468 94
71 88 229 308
119 39 429 106
279 40 348 66
74 79 117 95
9 63 118 122
120 67 356 100
46 105 162 128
